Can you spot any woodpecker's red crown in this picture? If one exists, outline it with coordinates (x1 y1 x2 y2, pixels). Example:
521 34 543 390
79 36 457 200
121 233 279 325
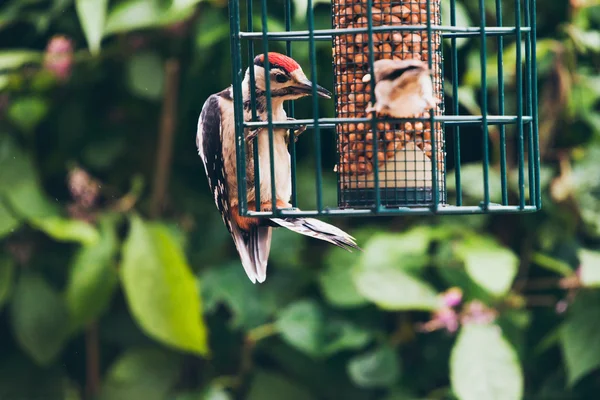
253 52 301 74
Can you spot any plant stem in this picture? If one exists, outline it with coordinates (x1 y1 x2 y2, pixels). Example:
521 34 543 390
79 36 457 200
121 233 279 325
150 59 180 218
246 322 277 343
85 322 100 399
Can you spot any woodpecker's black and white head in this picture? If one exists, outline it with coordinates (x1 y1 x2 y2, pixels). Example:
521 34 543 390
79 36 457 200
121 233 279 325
243 52 331 106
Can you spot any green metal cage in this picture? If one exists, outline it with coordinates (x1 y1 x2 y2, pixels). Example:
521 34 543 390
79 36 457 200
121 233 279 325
227 0 540 218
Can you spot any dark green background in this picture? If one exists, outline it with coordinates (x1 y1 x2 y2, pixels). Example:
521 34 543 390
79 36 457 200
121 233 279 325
0 0 599 399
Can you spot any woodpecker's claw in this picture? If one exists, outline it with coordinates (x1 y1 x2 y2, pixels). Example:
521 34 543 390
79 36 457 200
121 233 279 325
246 129 260 142
287 117 306 143
293 125 307 142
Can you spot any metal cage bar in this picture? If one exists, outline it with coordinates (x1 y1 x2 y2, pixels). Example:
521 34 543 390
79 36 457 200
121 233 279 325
450 0 461 206
227 0 541 218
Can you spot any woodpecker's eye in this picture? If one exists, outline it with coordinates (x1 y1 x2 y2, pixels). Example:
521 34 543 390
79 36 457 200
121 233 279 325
275 74 289 83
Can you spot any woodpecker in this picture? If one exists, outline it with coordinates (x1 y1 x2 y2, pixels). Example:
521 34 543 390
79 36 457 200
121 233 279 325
363 59 438 118
196 52 359 284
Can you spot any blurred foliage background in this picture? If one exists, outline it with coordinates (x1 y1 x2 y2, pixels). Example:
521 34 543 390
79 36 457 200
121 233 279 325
1 0 600 399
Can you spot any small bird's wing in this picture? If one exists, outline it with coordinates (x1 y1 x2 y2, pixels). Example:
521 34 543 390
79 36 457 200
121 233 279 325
197 93 271 283
270 217 360 252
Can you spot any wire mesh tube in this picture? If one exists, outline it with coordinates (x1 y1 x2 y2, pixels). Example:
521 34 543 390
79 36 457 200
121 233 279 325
332 0 445 208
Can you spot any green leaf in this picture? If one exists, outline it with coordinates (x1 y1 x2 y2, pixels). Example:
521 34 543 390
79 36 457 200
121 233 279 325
361 227 433 271
0 198 20 238
104 0 164 34
318 248 367 308
31 216 100 246
0 75 9 91
560 291 600 386
247 370 313 400
322 318 372 355
5 180 60 219
347 345 401 389
65 214 119 330
0 135 38 193
9 273 69 366
566 25 600 54
572 146 600 237
172 0 206 10
104 0 196 35
530 252 574 277
203 386 232 400
292 0 331 22
352 264 440 311
441 0 471 49
195 8 230 50
126 51 165 100
121 215 208 356
448 163 503 204
578 248 600 287
75 0 108 55
455 235 519 296
201 262 272 329
0 255 15 311
275 300 371 358
174 386 232 400
7 96 48 133
0 138 60 224
100 347 183 400
0 50 43 71
276 300 322 356
450 323 523 400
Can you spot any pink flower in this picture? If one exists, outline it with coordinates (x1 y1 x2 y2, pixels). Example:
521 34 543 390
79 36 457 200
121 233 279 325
442 287 463 308
68 167 100 208
461 301 497 325
44 35 74 81
434 307 459 333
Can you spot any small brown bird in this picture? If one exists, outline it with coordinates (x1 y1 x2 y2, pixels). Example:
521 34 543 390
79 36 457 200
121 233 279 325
363 59 438 118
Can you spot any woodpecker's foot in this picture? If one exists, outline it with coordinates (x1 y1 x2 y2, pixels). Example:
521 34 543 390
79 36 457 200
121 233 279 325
286 117 307 142
246 128 261 142
260 200 292 212
293 125 307 142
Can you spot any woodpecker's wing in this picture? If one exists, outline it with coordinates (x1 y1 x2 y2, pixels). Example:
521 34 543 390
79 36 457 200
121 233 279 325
270 217 360 252
196 92 271 283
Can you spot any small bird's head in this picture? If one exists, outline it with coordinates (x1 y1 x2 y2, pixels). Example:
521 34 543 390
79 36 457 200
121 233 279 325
370 58 432 85
363 58 438 118
246 52 332 101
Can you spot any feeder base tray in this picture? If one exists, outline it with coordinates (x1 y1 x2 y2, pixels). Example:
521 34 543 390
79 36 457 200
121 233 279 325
339 187 446 209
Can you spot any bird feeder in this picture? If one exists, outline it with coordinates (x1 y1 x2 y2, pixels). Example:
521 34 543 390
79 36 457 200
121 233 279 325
227 0 541 218
333 0 445 208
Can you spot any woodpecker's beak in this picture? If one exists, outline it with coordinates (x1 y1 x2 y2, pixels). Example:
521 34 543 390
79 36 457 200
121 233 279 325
293 78 332 99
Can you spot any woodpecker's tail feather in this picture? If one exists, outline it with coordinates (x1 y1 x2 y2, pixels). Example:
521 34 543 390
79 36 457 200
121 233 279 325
270 218 360 252
230 224 272 283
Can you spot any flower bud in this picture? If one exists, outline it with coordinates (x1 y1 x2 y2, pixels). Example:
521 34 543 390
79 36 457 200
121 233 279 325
43 35 73 81
442 287 463 308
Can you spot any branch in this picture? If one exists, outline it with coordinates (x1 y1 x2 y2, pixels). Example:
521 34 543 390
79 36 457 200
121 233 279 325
85 322 100 399
150 59 180 218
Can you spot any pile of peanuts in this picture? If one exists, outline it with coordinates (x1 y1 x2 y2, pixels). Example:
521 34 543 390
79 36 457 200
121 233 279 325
332 0 444 177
